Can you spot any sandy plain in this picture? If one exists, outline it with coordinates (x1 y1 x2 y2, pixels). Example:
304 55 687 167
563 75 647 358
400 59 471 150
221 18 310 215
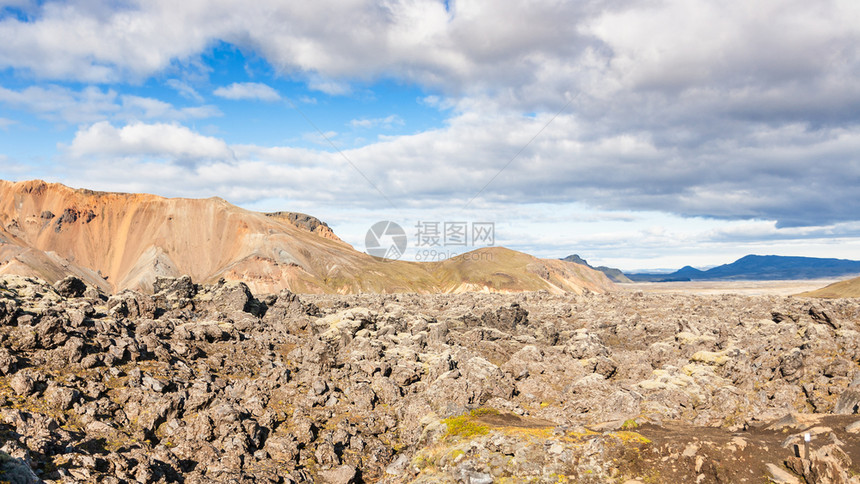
618 278 851 296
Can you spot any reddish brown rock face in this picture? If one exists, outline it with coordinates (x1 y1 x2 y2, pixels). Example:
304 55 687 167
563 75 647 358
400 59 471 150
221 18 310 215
0 179 615 295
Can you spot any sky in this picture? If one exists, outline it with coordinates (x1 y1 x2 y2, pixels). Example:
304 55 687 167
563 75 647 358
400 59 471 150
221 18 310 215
1 0 860 272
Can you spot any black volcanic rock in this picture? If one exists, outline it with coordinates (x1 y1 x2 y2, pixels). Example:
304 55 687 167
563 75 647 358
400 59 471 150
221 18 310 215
54 276 88 298
266 211 331 232
563 254 590 266
3 274 860 482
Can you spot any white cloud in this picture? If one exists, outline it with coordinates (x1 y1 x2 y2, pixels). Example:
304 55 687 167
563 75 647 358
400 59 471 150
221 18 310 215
1 1 858 119
0 84 220 123
166 79 204 102
0 153 33 178
0 0 36 10
0 1 217 82
349 115 404 129
587 1 860 92
118 95 221 121
4 1 858 231
213 82 280 101
301 130 339 146
0 84 119 123
49 118 860 270
66 121 235 162
54 114 860 231
305 76 351 96
0 0 853 106
0 117 15 129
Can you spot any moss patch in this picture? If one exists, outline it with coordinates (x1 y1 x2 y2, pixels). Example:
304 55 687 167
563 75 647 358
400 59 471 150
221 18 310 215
442 414 490 439
621 419 639 430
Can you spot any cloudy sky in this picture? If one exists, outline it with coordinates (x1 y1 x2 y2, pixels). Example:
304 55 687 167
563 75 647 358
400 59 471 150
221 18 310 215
2 0 860 271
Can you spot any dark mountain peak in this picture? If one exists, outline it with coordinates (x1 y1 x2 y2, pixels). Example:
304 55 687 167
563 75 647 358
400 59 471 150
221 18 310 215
674 265 705 276
561 254 632 283
562 254 589 266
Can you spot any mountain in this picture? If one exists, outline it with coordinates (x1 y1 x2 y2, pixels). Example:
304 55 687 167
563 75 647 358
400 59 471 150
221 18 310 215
0 180 615 294
797 276 860 298
561 254 633 283
628 255 860 282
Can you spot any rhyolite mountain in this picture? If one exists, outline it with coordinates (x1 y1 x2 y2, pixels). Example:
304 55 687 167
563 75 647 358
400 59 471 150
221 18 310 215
798 276 860 298
0 180 614 294
562 254 632 283
628 254 860 282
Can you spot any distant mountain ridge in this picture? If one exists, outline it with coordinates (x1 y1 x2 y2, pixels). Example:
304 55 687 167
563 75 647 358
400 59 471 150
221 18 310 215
562 254 633 283
628 255 860 282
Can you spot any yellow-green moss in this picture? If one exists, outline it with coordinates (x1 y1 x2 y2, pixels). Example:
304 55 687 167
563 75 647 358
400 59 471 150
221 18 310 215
440 407 502 439
612 431 651 444
442 415 490 439
469 407 500 417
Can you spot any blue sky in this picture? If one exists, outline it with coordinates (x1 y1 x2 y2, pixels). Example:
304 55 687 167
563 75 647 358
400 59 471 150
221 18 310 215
2 0 860 271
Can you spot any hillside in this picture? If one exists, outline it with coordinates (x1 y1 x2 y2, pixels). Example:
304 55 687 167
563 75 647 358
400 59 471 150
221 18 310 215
798 276 860 298
0 180 614 295
561 254 633 283
628 255 860 282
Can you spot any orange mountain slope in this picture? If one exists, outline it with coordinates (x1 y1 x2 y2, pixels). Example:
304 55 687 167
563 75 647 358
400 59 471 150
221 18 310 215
797 277 860 298
0 180 615 295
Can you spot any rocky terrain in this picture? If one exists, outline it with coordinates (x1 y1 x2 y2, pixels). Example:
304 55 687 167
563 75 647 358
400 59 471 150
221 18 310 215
0 179 613 295
1 274 860 482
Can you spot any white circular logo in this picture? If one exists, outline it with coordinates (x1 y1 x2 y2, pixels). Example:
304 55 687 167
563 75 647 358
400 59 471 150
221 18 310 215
365 221 407 260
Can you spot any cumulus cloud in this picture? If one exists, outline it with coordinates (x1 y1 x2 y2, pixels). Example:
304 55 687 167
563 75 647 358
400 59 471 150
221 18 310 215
0 84 220 123
5 0 860 230
0 1 857 113
0 1 216 82
50 116 860 266
67 121 235 162
117 95 221 121
0 84 119 123
60 125 351 205
213 82 281 101
56 114 860 230
3 2 859 130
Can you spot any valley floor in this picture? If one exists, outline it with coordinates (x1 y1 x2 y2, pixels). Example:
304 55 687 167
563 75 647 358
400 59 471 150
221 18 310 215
619 279 844 296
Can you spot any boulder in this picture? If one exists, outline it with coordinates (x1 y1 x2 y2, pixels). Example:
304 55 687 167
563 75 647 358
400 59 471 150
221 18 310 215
54 276 88 298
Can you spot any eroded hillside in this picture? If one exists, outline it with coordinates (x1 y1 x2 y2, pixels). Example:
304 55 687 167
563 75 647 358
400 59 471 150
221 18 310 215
0 180 613 295
800 277 860 299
